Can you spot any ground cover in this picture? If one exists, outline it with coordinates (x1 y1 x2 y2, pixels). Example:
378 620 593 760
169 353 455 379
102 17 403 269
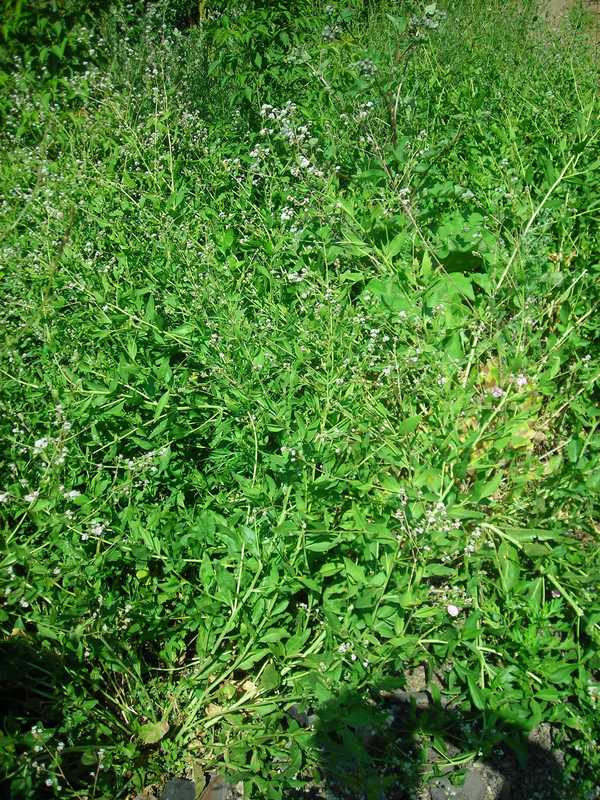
1 1 599 798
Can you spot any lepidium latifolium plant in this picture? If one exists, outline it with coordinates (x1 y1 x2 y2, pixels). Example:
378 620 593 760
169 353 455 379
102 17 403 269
1 0 599 798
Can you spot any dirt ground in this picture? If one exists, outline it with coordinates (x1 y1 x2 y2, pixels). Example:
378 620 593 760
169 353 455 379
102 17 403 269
545 0 600 30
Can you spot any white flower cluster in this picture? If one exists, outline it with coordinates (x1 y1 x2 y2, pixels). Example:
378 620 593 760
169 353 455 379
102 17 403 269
355 58 377 78
261 102 318 147
322 24 341 41
287 268 308 284
118 446 168 473
33 437 50 455
409 5 447 36
514 373 528 387
29 414 71 465
260 102 311 146
464 526 484 556
258 103 325 179
399 501 461 541
249 143 270 171
81 520 108 542
356 101 374 122
337 641 357 661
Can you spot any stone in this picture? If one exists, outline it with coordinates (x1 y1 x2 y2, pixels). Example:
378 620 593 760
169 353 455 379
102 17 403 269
199 773 244 799
528 722 552 750
405 665 428 693
428 766 499 800
390 688 431 709
461 770 487 800
160 778 195 800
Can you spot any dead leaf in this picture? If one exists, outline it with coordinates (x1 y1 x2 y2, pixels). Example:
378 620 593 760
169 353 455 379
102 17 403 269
133 788 158 800
241 680 258 697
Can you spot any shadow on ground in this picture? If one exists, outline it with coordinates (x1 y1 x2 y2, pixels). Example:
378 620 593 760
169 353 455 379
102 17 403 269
0 641 574 800
286 681 568 800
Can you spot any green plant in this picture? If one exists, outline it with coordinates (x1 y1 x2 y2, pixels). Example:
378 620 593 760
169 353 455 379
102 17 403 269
1 1 599 798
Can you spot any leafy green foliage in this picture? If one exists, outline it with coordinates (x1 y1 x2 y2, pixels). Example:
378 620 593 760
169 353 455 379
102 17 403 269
0 1 599 798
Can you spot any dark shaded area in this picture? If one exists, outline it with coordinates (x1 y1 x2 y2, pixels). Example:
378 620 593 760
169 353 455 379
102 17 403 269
0 638 113 800
287 682 568 800
0 637 69 729
0 637 67 798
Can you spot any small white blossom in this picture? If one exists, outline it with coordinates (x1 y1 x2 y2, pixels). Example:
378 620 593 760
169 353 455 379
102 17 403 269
90 521 107 537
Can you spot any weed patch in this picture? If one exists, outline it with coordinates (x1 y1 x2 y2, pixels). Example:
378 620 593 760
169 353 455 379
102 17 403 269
1 1 599 798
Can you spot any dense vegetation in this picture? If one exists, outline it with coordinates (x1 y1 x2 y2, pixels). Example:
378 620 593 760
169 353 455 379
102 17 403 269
1 1 599 798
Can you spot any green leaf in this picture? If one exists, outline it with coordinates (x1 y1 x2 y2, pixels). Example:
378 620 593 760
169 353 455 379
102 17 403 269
467 674 485 710
382 233 407 259
260 663 281 691
138 719 169 744
261 628 289 643
386 13 407 33
497 542 520 592
397 415 420 434
472 472 502 501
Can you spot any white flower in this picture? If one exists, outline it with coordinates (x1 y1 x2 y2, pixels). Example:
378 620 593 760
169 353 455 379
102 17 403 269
24 490 39 503
33 437 49 454
447 604 460 618
0 491 8 503
64 489 81 499
91 522 106 536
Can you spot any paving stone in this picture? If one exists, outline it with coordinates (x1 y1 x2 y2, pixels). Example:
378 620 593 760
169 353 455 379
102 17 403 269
160 778 195 800
405 665 428 693
428 766 502 800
